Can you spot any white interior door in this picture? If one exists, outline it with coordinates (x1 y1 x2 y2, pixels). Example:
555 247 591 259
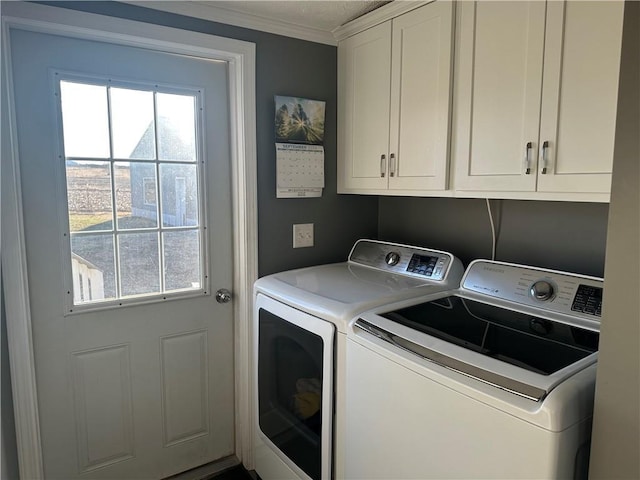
9 27 235 479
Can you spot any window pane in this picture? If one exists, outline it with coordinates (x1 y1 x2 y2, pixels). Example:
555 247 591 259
111 88 155 160
119 233 160 296
115 162 158 229
60 80 207 308
157 93 196 162
163 230 201 291
60 82 110 158
66 161 113 232
71 234 116 303
160 164 199 227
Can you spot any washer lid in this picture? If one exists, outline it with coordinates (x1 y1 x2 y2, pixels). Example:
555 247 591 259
255 262 458 332
379 295 598 382
275 263 431 302
353 287 599 405
351 306 598 430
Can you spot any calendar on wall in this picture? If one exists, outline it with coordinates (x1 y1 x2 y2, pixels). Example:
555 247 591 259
276 143 324 197
274 96 326 198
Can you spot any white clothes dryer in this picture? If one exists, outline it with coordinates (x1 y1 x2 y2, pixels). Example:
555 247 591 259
346 259 603 479
253 239 464 480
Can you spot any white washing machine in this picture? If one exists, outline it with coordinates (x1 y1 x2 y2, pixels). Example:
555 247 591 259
253 239 464 480
346 259 603 479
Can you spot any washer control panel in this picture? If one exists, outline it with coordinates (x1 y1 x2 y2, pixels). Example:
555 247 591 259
406 253 448 278
571 284 603 317
349 240 454 281
530 280 555 301
462 260 604 322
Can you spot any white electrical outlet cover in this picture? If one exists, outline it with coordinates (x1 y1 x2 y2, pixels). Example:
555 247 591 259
293 223 314 248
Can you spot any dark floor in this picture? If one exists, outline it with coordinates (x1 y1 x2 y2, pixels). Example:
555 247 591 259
208 465 257 480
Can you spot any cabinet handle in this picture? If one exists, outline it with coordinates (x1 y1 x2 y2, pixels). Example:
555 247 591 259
389 153 396 177
524 142 533 175
540 141 549 174
380 154 386 178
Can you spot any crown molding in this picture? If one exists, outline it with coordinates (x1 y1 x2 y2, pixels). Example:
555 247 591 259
123 1 338 45
332 1 427 41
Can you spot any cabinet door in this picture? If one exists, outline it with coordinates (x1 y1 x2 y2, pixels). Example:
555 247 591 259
338 22 392 191
452 1 545 192
537 1 624 194
388 1 454 192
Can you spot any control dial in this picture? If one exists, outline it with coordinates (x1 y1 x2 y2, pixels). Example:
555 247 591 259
530 280 555 301
385 251 401 266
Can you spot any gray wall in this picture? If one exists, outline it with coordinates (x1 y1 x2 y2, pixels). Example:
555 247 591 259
589 1 640 477
379 197 609 277
40 1 379 277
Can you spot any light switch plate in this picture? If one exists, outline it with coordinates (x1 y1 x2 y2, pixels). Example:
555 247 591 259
293 223 314 248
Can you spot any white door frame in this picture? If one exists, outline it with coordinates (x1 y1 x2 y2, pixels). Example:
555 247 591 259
1 3 257 478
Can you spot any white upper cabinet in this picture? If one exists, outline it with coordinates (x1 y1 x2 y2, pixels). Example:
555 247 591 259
338 1 454 195
452 0 624 200
452 1 545 193
537 1 624 195
338 21 392 191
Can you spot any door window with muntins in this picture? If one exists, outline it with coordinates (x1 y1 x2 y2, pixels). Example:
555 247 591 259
57 76 207 311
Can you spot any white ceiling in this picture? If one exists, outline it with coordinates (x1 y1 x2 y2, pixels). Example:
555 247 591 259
206 1 390 32
126 1 392 45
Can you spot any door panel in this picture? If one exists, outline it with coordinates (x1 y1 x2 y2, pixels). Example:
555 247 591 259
453 1 545 192
71 344 135 473
537 0 623 193
9 29 234 479
337 21 391 191
160 330 210 446
389 1 453 191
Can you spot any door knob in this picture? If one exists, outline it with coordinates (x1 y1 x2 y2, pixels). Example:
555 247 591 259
215 288 232 304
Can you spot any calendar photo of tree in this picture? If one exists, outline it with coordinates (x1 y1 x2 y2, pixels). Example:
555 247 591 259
275 96 325 145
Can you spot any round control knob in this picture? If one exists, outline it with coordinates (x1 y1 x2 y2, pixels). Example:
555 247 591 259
385 251 400 266
530 281 555 301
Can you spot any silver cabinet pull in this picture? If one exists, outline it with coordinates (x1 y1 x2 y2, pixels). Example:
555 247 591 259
524 142 533 174
389 153 396 177
540 141 549 174
380 154 386 178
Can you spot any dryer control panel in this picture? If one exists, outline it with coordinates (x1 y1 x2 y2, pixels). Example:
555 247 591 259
349 240 459 282
462 260 604 324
